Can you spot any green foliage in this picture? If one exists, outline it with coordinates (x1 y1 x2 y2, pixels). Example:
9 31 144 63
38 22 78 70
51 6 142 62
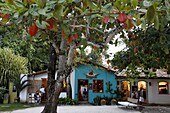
0 48 28 87
0 26 49 72
0 87 7 100
111 26 170 77
58 97 78 105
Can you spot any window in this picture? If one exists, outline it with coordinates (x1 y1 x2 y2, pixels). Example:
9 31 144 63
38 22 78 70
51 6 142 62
93 80 103 92
158 82 168 94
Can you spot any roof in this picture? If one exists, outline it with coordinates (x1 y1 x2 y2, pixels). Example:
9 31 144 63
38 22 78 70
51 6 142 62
116 69 170 79
28 70 47 77
76 60 117 74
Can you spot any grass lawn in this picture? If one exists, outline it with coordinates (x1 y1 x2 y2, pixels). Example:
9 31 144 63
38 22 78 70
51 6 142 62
0 102 35 111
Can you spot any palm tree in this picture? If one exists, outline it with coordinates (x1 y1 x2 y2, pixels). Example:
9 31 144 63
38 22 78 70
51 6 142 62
0 48 28 88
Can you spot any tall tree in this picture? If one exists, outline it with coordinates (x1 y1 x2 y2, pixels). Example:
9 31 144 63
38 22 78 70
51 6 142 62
0 0 169 113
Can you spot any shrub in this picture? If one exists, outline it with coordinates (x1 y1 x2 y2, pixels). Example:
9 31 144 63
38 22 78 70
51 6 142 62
58 97 78 105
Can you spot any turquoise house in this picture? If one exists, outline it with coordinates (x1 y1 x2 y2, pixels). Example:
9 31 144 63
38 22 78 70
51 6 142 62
70 63 117 103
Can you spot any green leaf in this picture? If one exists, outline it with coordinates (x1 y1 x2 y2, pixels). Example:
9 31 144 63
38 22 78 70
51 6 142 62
73 0 81 3
114 0 121 10
35 20 47 29
143 0 153 7
36 0 46 8
163 47 169 54
53 4 63 19
74 6 83 13
14 0 24 8
87 0 98 10
46 1 57 5
38 9 46 15
131 0 138 8
146 5 155 22
122 0 127 4
103 3 112 12
159 35 166 44
154 13 159 30
58 0 66 3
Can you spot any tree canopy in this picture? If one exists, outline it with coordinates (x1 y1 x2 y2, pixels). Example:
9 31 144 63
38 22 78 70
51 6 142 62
0 0 169 113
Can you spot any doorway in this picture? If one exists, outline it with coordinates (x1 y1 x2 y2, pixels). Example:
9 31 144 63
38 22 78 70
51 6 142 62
78 80 88 101
121 80 130 101
138 81 147 102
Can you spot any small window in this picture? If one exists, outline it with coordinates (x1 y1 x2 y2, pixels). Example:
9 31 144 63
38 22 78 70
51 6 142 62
93 80 103 92
158 82 168 94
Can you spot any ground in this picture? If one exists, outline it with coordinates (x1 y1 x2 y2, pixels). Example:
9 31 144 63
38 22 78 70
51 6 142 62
142 106 170 113
1 105 170 113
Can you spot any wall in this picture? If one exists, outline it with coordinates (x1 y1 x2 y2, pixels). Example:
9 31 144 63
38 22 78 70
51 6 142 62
70 68 75 99
147 79 170 104
118 78 170 105
73 64 117 103
20 74 28 102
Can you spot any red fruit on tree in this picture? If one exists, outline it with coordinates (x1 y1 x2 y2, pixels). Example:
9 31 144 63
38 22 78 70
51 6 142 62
134 47 138 53
28 23 38 37
118 12 127 23
46 20 54 29
61 30 66 38
103 16 109 24
68 36 72 43
3 14 9 19
73 33 78 39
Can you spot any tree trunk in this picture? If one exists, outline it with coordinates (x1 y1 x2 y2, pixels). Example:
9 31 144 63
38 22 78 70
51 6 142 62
66 76 72 98
42 36 71 113
41 43 58 113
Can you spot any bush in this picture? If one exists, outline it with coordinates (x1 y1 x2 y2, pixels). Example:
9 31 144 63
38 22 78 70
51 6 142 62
0 87 7 103
93 95 116 105
93 96 102 105
58 98 78 105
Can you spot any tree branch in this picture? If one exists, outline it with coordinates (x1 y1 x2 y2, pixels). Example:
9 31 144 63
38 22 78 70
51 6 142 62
70 24 104 34
49 36 59 54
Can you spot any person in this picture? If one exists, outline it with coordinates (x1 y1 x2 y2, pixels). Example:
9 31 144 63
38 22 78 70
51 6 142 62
39 85 46 102
138 87 145 105
132 88 138 99
83 88 87 98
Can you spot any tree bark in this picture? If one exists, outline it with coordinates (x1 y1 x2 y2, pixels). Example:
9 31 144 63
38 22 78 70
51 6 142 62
41 43 57 113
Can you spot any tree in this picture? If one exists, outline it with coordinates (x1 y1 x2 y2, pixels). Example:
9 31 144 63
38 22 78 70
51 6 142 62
0 26 49 72
0 48 28 87
0 0 169 113
111 26 170 78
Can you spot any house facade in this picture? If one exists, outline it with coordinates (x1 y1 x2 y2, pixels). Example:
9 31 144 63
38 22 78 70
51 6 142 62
20 63 117 103
70 64 117 103
117 69 170 105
